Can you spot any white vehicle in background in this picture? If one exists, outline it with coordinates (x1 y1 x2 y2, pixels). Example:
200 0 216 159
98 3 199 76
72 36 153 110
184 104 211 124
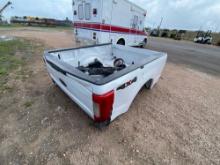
194 30 212 45
72 0 148 47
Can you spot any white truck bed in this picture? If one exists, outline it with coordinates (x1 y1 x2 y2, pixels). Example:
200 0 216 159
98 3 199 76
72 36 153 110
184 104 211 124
44 43 167 126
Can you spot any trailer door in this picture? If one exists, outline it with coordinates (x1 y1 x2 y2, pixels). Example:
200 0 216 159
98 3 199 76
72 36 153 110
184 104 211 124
75 1 93 41
132 15 139 44
78 3 84 20
84 3 91 20
101 0 112 43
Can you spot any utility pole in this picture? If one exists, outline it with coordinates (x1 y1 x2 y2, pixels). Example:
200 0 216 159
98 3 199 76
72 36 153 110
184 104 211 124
156 17 163 36
158 17 163 30
0 1 12 22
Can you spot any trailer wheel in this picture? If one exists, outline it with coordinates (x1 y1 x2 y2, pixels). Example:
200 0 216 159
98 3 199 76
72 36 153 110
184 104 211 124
145 79 153 90
117 39 125 45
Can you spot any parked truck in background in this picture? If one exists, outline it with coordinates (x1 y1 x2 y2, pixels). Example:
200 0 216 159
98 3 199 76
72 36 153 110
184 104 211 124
72 0 148 47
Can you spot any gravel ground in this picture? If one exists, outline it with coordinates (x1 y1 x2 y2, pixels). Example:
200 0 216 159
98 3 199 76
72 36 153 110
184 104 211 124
0 28 220 165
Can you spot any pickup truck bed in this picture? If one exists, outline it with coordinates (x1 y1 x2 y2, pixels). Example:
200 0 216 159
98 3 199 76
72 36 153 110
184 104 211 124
44 43 167 125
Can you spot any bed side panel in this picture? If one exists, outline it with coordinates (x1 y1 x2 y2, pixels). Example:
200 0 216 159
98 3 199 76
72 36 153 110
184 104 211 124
111 55 167 121
46 62 94 119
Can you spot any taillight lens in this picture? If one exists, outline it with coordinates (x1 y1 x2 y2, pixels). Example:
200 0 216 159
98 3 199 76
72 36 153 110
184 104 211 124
92 90 114 122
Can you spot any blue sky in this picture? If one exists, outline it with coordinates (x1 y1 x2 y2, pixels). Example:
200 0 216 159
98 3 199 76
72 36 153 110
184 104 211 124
2 0 220 32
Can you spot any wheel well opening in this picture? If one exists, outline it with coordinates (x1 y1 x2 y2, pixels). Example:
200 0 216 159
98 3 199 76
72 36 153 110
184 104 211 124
117 38 125 45
145 79 153 89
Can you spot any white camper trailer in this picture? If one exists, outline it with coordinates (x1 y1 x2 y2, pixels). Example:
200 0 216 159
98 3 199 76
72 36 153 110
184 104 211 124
72 0 148 47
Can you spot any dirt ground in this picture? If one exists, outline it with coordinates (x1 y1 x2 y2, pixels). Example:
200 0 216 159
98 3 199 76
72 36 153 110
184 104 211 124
0 28 220 165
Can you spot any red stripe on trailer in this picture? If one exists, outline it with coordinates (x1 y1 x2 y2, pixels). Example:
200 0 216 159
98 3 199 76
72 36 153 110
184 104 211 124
73 22 147 36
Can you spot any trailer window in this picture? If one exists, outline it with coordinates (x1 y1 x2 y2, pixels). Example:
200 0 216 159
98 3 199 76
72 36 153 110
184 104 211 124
78 4 84 19
85 3 91 20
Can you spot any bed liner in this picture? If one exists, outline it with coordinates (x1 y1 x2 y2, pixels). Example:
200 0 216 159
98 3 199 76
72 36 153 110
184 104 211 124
44 43 163 85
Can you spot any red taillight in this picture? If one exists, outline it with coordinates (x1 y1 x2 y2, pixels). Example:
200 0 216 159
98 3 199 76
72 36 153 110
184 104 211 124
92 90 114 123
